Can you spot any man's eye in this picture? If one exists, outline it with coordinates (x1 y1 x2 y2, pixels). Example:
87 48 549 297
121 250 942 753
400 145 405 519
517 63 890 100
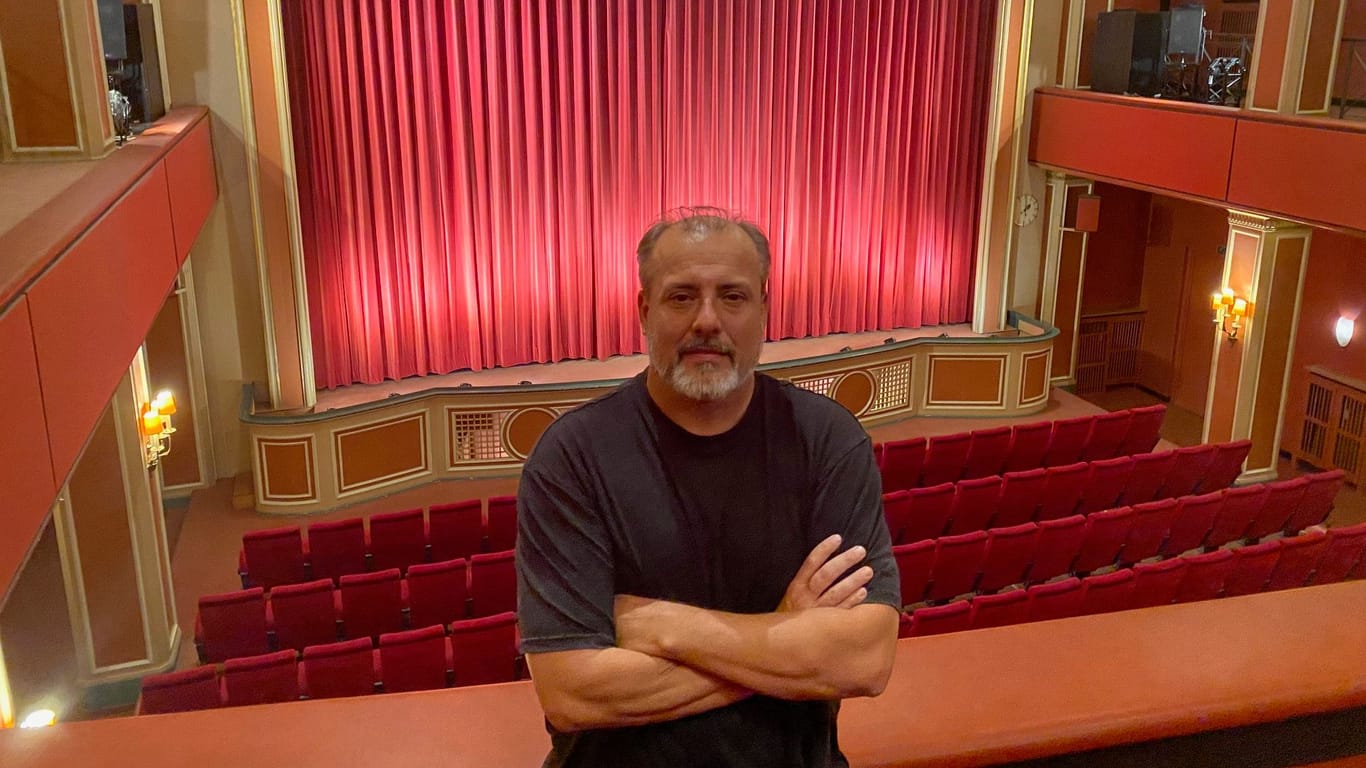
723 293 747 303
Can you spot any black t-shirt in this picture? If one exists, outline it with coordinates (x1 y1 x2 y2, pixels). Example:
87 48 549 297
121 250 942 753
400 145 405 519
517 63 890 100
515 372 899 768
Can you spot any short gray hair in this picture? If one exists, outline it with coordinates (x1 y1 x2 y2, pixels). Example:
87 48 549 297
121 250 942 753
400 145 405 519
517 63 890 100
635 206 771 289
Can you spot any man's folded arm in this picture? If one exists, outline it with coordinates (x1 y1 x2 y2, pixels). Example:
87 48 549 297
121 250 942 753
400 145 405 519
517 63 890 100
525 645 750 732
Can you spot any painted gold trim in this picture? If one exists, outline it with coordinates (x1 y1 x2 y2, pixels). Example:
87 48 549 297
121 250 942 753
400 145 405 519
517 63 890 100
502 407 559 460
333 411 431 496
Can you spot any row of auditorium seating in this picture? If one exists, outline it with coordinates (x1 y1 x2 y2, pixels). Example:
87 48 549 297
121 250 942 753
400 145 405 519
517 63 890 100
882 440 1258 544
197 553 513 663
876 404 1166 491
239 498 515 589
900 522 1366 637
143 615 518 715
892 471 1347 605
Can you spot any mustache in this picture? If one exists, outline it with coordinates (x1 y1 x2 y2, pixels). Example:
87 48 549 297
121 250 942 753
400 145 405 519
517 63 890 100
678 340 734 356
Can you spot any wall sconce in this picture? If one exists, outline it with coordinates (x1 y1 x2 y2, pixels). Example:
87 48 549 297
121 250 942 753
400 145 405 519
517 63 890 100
1336 316 1355 348
1210 288 1249 342
18 709 56 728
142 390 177 470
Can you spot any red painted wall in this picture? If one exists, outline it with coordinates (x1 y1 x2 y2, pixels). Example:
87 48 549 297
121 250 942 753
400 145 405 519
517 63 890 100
1081 183 1150 314
1282 229 1366 456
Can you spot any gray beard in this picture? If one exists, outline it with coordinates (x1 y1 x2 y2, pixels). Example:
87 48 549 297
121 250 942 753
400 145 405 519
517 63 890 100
647 333 751 402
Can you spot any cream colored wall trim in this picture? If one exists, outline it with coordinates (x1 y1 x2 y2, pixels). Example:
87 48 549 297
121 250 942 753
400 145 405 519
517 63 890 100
230 0 283 407
266 0 316 407
1267 237 1311 472
1295 0 1348 115
1057 0 1085 88
112 367 156 671
1069 240 1088 384
0 632 13 728
1237 466 1280 485
1246 0 1272 111
165 267 217 495
0 31 13 154
145 0 172 112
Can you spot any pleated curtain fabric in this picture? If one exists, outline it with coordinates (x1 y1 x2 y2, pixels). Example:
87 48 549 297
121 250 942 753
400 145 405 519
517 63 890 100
282 0 996 389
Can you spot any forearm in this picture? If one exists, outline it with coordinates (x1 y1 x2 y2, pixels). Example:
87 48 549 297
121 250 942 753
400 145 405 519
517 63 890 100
618 601 898 701
526 646 750 732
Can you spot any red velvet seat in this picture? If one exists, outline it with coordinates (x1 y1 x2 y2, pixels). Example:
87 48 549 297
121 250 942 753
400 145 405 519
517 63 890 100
450 612 519 686
1198 439 1251 493
1117 404 1165 456
1037 462 1088 521
908 601 972 637
927 530 988 601
996 468 1047 527
1206 484 1268 549
1042 416 1092 467
893 539 935 607
1129 557 1189 609
977 523 1038 593
339 568 406 639
1073 506 1134 574
879 436 926 493
307 518 368 583
300 638 377 699
882 490 913 545
962 426 1011 480
1079 569 1136 615
139 666 222 715
1247 477 1307 540
946 476 1001 535
902 483 956 543
969 590 1030 629
1173 549 1236 603
469 550 517 617
1027 514 1086 583
1119 451 1177 505
1223 540 1283 597
1266 531 1329 590
378 624 452 693
1025 577 1083 622
240 525 307 590
1121 498 1179 565
1076 456 1134 514
1004 421 1053 472
1158 444 1217 499
1284 469 1346 534
269 578 340 651
427 499 484 562
1161 492 1223 556
485 495 518 552
1310 522 1366 586
406 557 469 628
195 587 270 663
1081 411 1133 461
222 650 300 707
367 507 426 573
921 433 972 487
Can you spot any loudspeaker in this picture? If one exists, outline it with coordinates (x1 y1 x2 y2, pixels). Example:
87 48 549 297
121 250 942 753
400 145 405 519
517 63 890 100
1167 7 1206 57
1091 10 1136 94
96 0 127 61
1128 12 1169 95
107 4 165 126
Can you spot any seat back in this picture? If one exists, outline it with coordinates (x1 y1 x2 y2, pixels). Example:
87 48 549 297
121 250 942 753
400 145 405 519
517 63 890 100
1076 456 1134 514
449 612 518 686
367 507 426 573
307 518 368 583
947 476 1001 535
1120 451 1177 506
428 499 485 561
378 624 451 693
1206 484 1267 548
1310 522 1366 585
406 558 469 628
1005 421 1053 472
901 483 956 543
1267 531 1329 590
969 590 1030 630
995 468 1047 527
269 578 340 651
1223 540 1283 597
339 568 405 639
1159 444 1217 498
1043 416 1092 467
1173 549 1236 603
879 437 926 492
1248 477 1307 540
195 587 270 663
469 550 517 617
1284 469 1346 533
241 526 307 589
926 530 987 601
1027 514 1086 582
1122 498 1179 564
1081 411 1132 461
300 637 377 699
978 523 1038 593
907 601 972 637
1161 492 1223 556
222 650 300 706
1198 439 1251 493
1118 404 1165 456
1129 557 1189 609
139 666 222 714
892 540 935 607
1073 506 1134 573
1037 462 1088 521
485 495 518 552
1026 577 1083 622
881 490 913 546
921 433 972 487
1079 569 1136 615
962 426 1011 480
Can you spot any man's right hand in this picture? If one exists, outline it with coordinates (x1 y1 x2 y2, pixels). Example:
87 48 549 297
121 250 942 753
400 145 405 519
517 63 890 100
778 534 874 612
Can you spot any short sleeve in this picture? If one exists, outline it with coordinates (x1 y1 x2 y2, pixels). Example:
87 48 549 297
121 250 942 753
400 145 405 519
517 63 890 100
808 433 901 611
515 427 619 654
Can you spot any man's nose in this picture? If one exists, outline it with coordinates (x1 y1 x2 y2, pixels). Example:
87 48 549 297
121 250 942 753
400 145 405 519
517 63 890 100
690 296 722 333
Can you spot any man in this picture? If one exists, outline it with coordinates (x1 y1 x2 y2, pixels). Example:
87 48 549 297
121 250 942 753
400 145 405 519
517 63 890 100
515 207 900 767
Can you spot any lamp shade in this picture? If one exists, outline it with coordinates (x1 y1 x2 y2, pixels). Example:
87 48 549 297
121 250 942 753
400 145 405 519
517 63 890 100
1336 316 1354 348
153 391 176 416
142 408 164 435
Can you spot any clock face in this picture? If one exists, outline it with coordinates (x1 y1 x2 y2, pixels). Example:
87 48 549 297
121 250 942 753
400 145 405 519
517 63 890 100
1015 193 1039 227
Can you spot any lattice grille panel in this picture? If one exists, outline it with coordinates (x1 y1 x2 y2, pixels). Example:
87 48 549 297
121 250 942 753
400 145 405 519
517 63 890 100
868 362 912 414
794 375 838 398
1300 381 1333 461
451 410 511 463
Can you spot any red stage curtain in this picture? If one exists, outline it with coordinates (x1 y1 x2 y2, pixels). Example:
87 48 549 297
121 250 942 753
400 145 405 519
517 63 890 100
282 1 995 389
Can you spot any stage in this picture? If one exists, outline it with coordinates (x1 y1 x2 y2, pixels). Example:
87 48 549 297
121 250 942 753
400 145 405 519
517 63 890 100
245 316 1059 514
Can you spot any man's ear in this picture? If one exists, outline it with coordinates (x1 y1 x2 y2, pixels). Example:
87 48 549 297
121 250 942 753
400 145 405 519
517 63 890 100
637 289 649 327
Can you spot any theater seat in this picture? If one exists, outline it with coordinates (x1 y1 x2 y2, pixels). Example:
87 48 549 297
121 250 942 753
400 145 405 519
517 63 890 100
892 539 935 607
1042 416 1091 467
1076 456 1134 515
222 650 300 707
1310 522 1366 586
902 483 956 543
450 612 519 686
1119 451 1177 506
378 624 452 693
1118 404 1165 456
1078 569 1135 615
307 518 368 583
1206 484 1268 549
1025 577 1083 622
240 526 307 590
1072 507 1134 574
969 590 1030 630
269 578 341 652
339 568 406 640
1122 498 1179 565
977 523 1038 593
880 437 926 493
995 468 1047 527
406 558 469 628
195 587 270 664
921 433 971 487
1159 444 1216 499
485 495 518 552
428 499 484 562
1161 493 1223 557
1173 549 1235 603
1129 557 1188 609
882 491 913 546
946 476 1001 535
469 550 517 617
1004 421 1052 472
926 530 986 602
1037 462 1088 521
1198 439 1251 493
1267 531 1329 591
139 666 222 715
908 601 972 637
1223 540 1282 597
962 426 1011 480
1247 477 1306 540
1284 470 1346 534
300 638 378 699
367 507 426 573
1027 515 1086 583
1081 411 1132 461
